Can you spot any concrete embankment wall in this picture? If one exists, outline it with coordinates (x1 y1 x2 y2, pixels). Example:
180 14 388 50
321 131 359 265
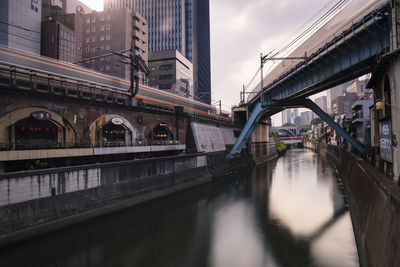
251 141 277 164
316 143 400 267
0 154 210 247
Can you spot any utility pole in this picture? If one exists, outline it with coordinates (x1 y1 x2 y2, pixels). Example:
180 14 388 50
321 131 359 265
259 52 306 102
114 47 150 97
260 53 264 102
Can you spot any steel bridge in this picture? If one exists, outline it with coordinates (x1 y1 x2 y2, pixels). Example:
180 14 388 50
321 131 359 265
230 0 392 157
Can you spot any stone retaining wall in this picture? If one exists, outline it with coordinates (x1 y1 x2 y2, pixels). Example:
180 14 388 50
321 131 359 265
0 154 210 247
318 143 400 267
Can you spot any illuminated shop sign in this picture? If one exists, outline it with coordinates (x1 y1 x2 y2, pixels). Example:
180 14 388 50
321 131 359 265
31 111 52 120
111 117 123 125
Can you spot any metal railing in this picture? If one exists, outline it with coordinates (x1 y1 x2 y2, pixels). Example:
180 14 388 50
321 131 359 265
0 140 182 151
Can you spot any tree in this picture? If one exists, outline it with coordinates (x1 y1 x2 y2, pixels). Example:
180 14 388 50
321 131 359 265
310 117 322 125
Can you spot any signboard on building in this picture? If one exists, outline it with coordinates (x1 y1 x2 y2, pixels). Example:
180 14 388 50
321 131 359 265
31 111 52 120
111 117 123 125
379 119 392 163
31 0 39 12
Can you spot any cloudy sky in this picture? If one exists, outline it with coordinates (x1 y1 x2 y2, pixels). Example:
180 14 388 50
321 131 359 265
81 0 332 124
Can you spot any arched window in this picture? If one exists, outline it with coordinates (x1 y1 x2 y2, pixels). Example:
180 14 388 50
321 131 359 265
150 124 173 144
101 122 130 147
14 117 60 149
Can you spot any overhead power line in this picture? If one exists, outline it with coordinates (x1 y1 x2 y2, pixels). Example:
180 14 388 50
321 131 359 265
271 0 350 58
0 20 41 34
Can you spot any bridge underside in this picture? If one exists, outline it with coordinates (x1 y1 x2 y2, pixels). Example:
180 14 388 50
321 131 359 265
229 98 364 158
230 2 391 158
250 5 390 108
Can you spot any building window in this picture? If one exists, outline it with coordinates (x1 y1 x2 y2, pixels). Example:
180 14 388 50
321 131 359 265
107 14 111 20
106 65 110 71
106 34 110 40
91 36 95 42
159 84 173 90
100 25 105 31
92 17 96 23
91 47 96 52
159 74 174 80
100 35 105 41
105 44 110 50
86 18 90 24
101 15 105 21
91 26 95 32
159 64 173 70
86 28 90 33
106 24 111 30
86 37 90 43
86 47 90 52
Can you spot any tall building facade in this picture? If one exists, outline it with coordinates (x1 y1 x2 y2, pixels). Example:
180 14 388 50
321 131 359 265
0 0 42 54
300 111 314 125
148 50 193 98
315 96 328 113
190 0 211 104
81 8 148 79
282 109 292 125
327 85 342 114
104 0 211 104
41 0 84 63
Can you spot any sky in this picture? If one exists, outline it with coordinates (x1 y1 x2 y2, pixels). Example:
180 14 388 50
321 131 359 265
80 0 332 125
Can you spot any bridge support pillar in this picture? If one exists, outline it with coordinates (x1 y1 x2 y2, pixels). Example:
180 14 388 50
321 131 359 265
251 120 270 143
229 102 270 158
304 99 365 154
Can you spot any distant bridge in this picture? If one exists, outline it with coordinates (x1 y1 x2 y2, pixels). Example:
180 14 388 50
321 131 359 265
230 0 391 157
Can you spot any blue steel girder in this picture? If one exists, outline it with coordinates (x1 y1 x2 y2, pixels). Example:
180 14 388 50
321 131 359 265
229 97 364 158
228 102 282 158
250 5 390 108
303 99 364 154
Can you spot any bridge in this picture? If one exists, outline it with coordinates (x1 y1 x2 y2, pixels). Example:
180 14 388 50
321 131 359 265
230 0 394 158
0 46 236 172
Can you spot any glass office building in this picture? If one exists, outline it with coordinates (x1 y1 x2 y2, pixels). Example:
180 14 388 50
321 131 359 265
0 0 42 54
104 0 211 104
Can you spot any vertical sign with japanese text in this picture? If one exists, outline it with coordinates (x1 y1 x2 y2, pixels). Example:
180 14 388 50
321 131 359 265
380 119 392 163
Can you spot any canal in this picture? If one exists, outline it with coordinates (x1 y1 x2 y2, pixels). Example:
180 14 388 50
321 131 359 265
0 149 358 267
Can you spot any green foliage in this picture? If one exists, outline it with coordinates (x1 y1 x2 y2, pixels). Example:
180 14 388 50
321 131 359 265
26 160 48 170
272 131 287 154
310 117 322 125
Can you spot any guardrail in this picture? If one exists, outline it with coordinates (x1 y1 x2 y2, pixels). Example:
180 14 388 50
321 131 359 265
0 140 181 151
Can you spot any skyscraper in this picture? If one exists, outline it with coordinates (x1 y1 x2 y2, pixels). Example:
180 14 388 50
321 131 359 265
0 0 42 54
315 96 328 113
282 109 292 125
104 0 211 104
81 8 148 80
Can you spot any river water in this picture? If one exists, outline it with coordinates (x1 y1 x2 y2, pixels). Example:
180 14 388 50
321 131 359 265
0 149 359 267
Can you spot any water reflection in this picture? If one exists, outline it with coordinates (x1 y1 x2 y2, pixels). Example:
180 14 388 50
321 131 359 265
269 149 342 238
0 149 358 267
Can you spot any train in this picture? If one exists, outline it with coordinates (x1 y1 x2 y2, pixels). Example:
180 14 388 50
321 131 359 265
0 45 230 122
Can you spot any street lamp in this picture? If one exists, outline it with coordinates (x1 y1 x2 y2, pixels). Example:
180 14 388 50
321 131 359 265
375 99 400 111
